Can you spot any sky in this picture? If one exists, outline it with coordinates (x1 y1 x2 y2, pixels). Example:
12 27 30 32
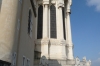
70 0 100 66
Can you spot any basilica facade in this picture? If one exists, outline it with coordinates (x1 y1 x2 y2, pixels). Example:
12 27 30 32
0 0 91 66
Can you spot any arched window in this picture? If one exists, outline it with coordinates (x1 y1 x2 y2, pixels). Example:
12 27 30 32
50 4 57 38
37 5 43 39
62 7 66 40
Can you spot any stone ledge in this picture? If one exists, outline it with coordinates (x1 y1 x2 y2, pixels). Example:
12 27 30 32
66 59 75 65
35 39 67 46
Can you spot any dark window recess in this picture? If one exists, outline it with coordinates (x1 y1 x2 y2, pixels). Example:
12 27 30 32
0 60 11 66
0 0 2 11
28 9 32 34
62 7 66 40
34 51 41 59
50 5 57 38
37 5 43 39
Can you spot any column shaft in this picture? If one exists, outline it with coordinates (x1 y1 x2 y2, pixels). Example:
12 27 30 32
43 4 49 39
66 12 73 60
57 7 64 39
66 12 72 43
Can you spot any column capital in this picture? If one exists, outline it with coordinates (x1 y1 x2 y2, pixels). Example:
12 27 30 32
58 0 64 8
68 0 72 6
66 2 71 13
43 1 49 5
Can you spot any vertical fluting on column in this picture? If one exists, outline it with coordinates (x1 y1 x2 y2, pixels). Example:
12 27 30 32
43 4 49 39
0 0 19 62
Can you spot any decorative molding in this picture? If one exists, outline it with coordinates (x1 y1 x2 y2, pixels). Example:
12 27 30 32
58 0 64 8
66 44 73 47
39 56 48 66
68 0 72 6
35 39 67 46
66 1 71 13
51 1 56 4
43 1 49 5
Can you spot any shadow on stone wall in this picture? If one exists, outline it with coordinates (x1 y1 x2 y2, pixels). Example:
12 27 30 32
0 0 2 11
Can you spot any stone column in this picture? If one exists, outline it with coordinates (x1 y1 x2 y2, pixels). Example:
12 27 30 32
66 12 72 44
65 2 74 60
59 7 64 39
43 4 49 39
41 1 49 59
57 2 64 40
0 0 19 62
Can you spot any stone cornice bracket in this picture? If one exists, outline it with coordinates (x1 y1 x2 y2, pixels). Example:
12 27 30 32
58 0 64 8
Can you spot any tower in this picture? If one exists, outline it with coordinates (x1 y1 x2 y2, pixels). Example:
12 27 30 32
0 0 75 66
34 0 75 66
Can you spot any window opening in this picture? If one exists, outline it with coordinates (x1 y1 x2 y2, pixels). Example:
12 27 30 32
50 4 57 38
37 5 43 39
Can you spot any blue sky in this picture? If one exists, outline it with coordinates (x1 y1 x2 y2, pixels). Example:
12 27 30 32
70 0 100 66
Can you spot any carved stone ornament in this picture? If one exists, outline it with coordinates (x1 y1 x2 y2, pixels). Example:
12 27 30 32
43 1 49 4
58 0 64 7
66 0 72 13
39 56 48 66
68 0 72 6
